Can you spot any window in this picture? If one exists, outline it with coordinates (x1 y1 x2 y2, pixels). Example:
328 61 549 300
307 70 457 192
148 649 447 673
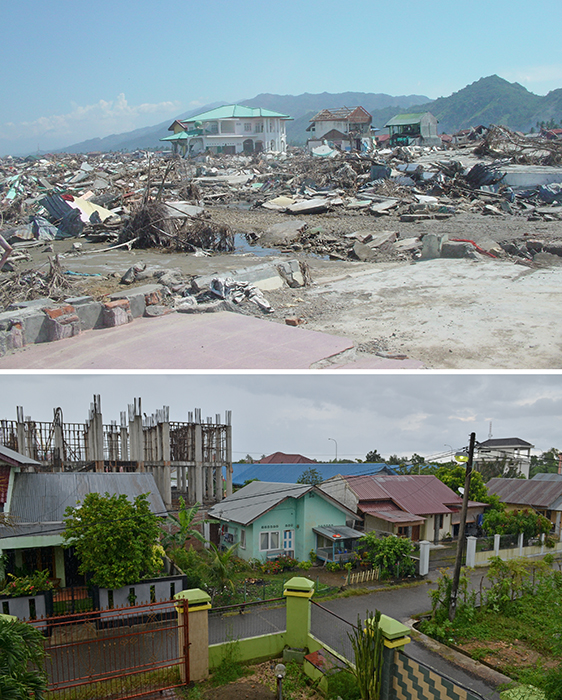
240 529 246 549
260 530 280 550
221 121 235 134
269 120 274 132
255 122 264 133
206 121 218 134
244 123 252 132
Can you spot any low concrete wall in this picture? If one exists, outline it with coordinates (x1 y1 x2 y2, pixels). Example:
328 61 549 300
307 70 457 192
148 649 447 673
0 591 49 621
473 540 562 565
209 632 286 668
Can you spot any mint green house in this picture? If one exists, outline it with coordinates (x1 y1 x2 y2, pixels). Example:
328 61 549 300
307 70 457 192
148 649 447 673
207 481 362 563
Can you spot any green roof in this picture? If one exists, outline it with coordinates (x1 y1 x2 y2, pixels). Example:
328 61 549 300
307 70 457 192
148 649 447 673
160 129 201 141
184 104 291 122
385 113 427 127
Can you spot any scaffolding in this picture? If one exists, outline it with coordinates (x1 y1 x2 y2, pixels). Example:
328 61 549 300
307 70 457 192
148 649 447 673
0 396 233 508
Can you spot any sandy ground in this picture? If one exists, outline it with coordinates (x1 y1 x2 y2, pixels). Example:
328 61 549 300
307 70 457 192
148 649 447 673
7 204 562 369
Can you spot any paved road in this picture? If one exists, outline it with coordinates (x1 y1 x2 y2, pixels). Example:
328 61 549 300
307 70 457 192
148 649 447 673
316 569 502 700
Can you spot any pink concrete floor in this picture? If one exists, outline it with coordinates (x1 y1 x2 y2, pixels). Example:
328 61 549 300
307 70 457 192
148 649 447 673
0 312 424 370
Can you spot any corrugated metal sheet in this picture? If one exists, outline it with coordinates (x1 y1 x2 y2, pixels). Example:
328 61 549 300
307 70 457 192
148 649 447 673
8 472 166 523
344 475 462 515
487 477 562 508
312 525 363 540
207 481 311 525
231 462 396 487
0 444 42 467
360 506 425 525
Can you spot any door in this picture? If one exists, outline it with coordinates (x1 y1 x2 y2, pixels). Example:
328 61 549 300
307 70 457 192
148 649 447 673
283 529 294 556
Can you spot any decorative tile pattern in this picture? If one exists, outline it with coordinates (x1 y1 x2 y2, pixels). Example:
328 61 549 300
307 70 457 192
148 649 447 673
392 651 478 700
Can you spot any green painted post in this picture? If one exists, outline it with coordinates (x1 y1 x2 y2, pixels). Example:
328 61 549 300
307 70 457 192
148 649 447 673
283 576 315 651
376 614 411 700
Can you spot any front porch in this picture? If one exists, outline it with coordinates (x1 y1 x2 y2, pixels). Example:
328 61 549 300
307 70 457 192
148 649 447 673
313 525 363 563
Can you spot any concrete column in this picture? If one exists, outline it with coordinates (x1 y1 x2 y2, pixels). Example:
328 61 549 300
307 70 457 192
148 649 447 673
16 407 26 457
174 588 211 682
120 412 129 461
555 511 561 537
418 540 430 576
283 577 315 650
53 412 64 472
541 532 545 555
518 532 524 556
160 415 171 510
466 536 477 568
195 423 203 504
92 395 104 472
215 465 223 502
225 422 232 498
494 533 501 557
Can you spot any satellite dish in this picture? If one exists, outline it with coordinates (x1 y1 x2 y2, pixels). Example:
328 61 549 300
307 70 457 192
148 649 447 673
458 487 465 495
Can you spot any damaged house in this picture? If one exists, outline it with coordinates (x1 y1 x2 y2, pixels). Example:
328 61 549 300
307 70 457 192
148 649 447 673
162 105 292 156
385 112 440 148
306 106 374 153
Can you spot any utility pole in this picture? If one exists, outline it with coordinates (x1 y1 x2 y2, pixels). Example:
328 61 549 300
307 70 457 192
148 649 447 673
448 432 476 622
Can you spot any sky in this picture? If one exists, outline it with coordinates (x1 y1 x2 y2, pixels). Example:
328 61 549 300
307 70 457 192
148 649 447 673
1 373 560 462
1 0 562 155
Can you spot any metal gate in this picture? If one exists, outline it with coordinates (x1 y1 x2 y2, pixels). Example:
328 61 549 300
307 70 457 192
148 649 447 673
31 598 189 700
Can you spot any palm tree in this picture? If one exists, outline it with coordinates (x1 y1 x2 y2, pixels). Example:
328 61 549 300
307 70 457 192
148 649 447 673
0 619 47 700
205 543 238 602
161 498 212 551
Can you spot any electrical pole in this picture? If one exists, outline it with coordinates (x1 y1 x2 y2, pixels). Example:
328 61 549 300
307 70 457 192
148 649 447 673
448 432 476 622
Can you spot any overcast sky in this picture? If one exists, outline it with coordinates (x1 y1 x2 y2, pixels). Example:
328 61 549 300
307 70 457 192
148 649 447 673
1 373 560 462
1 0 561 154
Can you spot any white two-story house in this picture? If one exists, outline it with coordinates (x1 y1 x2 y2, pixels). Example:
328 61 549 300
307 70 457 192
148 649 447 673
162 105 292 156
306 106 374 152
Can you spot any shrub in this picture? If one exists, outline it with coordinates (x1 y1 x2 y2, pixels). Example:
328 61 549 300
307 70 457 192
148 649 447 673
298 561 313 571
327 669 360 699
325 561 341 572
358 533 415 579
0 570 54 597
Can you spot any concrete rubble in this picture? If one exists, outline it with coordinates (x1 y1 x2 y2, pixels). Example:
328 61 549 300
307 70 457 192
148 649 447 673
2 126 562 363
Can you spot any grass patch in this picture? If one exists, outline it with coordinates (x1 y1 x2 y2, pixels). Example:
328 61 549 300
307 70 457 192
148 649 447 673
47 666 182 700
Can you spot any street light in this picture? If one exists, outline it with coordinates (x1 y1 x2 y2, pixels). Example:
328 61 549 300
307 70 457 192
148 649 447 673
328 437 338 462
274 663 286 700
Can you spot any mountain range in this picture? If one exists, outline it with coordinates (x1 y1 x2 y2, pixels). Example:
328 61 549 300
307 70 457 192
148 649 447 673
58 75 562 154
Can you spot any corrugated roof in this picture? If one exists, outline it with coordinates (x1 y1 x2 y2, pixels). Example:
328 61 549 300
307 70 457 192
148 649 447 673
478 438 533 449
231 462 397 487
0 444 41 467
208 481 358 526
385 113 426 127
532 473 562 481
207 481 312 525
359 506 425 525
258 452 316 464
313 525 363 540
183 105 291 123
7 472 166 523
487 477 562 508
344 474 462 515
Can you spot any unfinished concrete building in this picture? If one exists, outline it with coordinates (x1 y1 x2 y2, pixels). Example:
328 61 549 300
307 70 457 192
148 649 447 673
0 396 233 510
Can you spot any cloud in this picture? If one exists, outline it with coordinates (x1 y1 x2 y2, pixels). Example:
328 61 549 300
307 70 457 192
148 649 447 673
0 94 181 152
506 65 562 90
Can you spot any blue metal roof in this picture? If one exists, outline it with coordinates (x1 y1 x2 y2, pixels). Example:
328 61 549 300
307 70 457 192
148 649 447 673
229 462 397 487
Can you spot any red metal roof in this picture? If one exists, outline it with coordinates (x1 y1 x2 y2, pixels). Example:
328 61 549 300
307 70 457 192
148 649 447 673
343 474 462 515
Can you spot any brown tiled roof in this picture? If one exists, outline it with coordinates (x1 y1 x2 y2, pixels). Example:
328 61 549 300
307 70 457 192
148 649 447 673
258 452 316 464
